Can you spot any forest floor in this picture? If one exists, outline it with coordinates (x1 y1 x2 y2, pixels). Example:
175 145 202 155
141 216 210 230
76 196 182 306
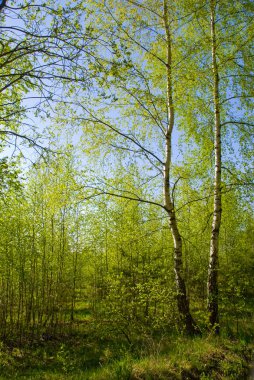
0 330 253 379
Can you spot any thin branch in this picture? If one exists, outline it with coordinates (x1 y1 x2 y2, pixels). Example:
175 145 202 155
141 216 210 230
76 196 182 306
221 120 254 128
104 1 167 67
76 106 164 165
129 66 165 132
176 194 213 212
119 85 165 133
79 185 164 209
220 74 254 80
220 95 254 105
171 176 185 206
124 0 162 18
0 130 46 150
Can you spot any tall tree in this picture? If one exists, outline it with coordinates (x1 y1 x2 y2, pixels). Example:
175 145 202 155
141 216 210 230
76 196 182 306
169 0 254 331
162 0 197 334
207 0 254 332
207 0 221 333
59 0 201 334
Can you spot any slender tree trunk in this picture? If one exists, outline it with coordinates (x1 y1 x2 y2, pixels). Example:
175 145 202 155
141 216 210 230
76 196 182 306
207 0 222 333
163 0 198 335
71 207 80 322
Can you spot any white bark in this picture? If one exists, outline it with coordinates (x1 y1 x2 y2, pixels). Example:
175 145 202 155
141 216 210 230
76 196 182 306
207 0 222 332
163 0 197 334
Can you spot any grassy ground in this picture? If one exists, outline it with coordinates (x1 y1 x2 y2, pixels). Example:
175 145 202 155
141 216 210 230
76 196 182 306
0 331 252 379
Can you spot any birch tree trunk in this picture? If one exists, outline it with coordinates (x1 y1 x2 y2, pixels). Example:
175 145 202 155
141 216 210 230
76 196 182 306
207 0 222 333
163 0 198 335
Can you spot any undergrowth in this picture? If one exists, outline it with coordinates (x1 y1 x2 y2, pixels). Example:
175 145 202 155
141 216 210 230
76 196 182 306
0 329 252 379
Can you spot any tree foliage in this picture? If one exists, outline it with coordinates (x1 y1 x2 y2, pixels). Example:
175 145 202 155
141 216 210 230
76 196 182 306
0 0 252 345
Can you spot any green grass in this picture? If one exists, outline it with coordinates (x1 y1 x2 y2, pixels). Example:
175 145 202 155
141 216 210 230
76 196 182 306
0 332 252 379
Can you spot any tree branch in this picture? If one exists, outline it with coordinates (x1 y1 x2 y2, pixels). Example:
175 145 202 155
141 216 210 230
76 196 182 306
0 130 47 150
0 0 7 12
221 120 254 128
79 185 165 209
220 95 254 105
76 105 164 165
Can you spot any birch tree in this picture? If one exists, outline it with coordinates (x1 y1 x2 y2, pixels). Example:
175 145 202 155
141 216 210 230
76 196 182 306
66 0 254 334
60 0 202 334
207 0 254 332
207 0 221 333
162 0 198 335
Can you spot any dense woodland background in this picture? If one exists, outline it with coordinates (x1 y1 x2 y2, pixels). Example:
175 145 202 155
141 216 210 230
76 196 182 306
0 0 253 378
